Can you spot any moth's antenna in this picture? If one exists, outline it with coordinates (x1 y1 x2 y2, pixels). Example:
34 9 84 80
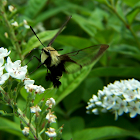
47 15 72 47
30 26 46 48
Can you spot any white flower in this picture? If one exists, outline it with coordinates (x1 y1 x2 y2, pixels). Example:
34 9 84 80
30 105 41 113
0 47 11 67
35 85 45 94
92 108 99 115
46 98 55 108
0 47 11 58
128 101 140 118
123 89 137 102
8 5 15 12
25 84 36 93
23 78 35 85
45 127 56 137
0 58 4 67
0 66 9 85
22 127 29 136
112 97 128 116
102 95 116 110
23 19 30 29
25 84 45 94
5 57 27 80
86 79 140 120
11 21 18 27
46 110 57 123
86 103 95 110
34 22 45 32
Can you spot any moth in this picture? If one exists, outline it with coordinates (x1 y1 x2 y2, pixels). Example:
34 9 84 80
30 16 109 88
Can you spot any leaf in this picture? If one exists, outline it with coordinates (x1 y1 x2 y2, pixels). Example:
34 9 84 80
126 8 140 24
35 6 70 24
88 67 140 78
72 14 97 37
23 29 59 55
73 126 140 140
24 0 48 18
0 117 23 137
109 44 140 60
82 77 104 102
55 35 93 49
59 117 85 140
123 0 140 7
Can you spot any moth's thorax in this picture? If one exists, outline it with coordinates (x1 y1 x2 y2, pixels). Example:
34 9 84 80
41 46 60 67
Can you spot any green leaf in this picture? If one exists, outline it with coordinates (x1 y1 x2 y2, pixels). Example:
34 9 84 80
109 44 140 60
82 77 104 102
35 6 70 24
126 8 140 24
88 67 140 78
23 29 59 55
55 35 93 49
72 14 97 37
60 117 85 140
73 126 140 140
24 0 48 18
0 117 23 137
123 0 140 7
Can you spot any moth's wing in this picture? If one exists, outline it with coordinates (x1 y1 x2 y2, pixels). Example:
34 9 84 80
59 44 109 73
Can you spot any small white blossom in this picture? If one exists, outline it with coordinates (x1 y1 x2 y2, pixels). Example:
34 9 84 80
46 98 55 108
4 32 8 38
30 105 41 113
86 103 95 110
22 127 29 136
102 95 116 110
46 110 57 123
23 19 30 29
35 85 45 94
123 89 137 102
0 47 11 58
92 108 99 115
5 57 27 80
34 22 45 32
11 21 18 27
25 84 45 94
0 58 4 67
25 84 36 93
45 127 56 138
8 5 15 12
128 101 140 118
0 66 9 85
86 79 140 120
23 78 35 85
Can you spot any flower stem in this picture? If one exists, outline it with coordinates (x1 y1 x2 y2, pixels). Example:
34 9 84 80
0 1 24 62
105 0 140 48
0 86 42 140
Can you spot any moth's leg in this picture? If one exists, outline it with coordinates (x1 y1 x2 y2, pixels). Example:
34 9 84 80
29 63 44 74
46 72 51 81
53 79 61 88
26 55 40 65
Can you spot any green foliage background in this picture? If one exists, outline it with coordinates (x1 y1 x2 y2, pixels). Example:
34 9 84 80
0 0 140 140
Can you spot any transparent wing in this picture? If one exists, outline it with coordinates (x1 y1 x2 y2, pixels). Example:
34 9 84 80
59 44 109 73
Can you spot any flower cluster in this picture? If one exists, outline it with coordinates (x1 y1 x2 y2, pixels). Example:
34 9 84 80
86 79 140 120
0 47 10 84
30 98 57 138
0 47 45 94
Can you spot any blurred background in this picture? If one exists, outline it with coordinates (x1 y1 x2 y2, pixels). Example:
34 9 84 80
0 0 140 139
